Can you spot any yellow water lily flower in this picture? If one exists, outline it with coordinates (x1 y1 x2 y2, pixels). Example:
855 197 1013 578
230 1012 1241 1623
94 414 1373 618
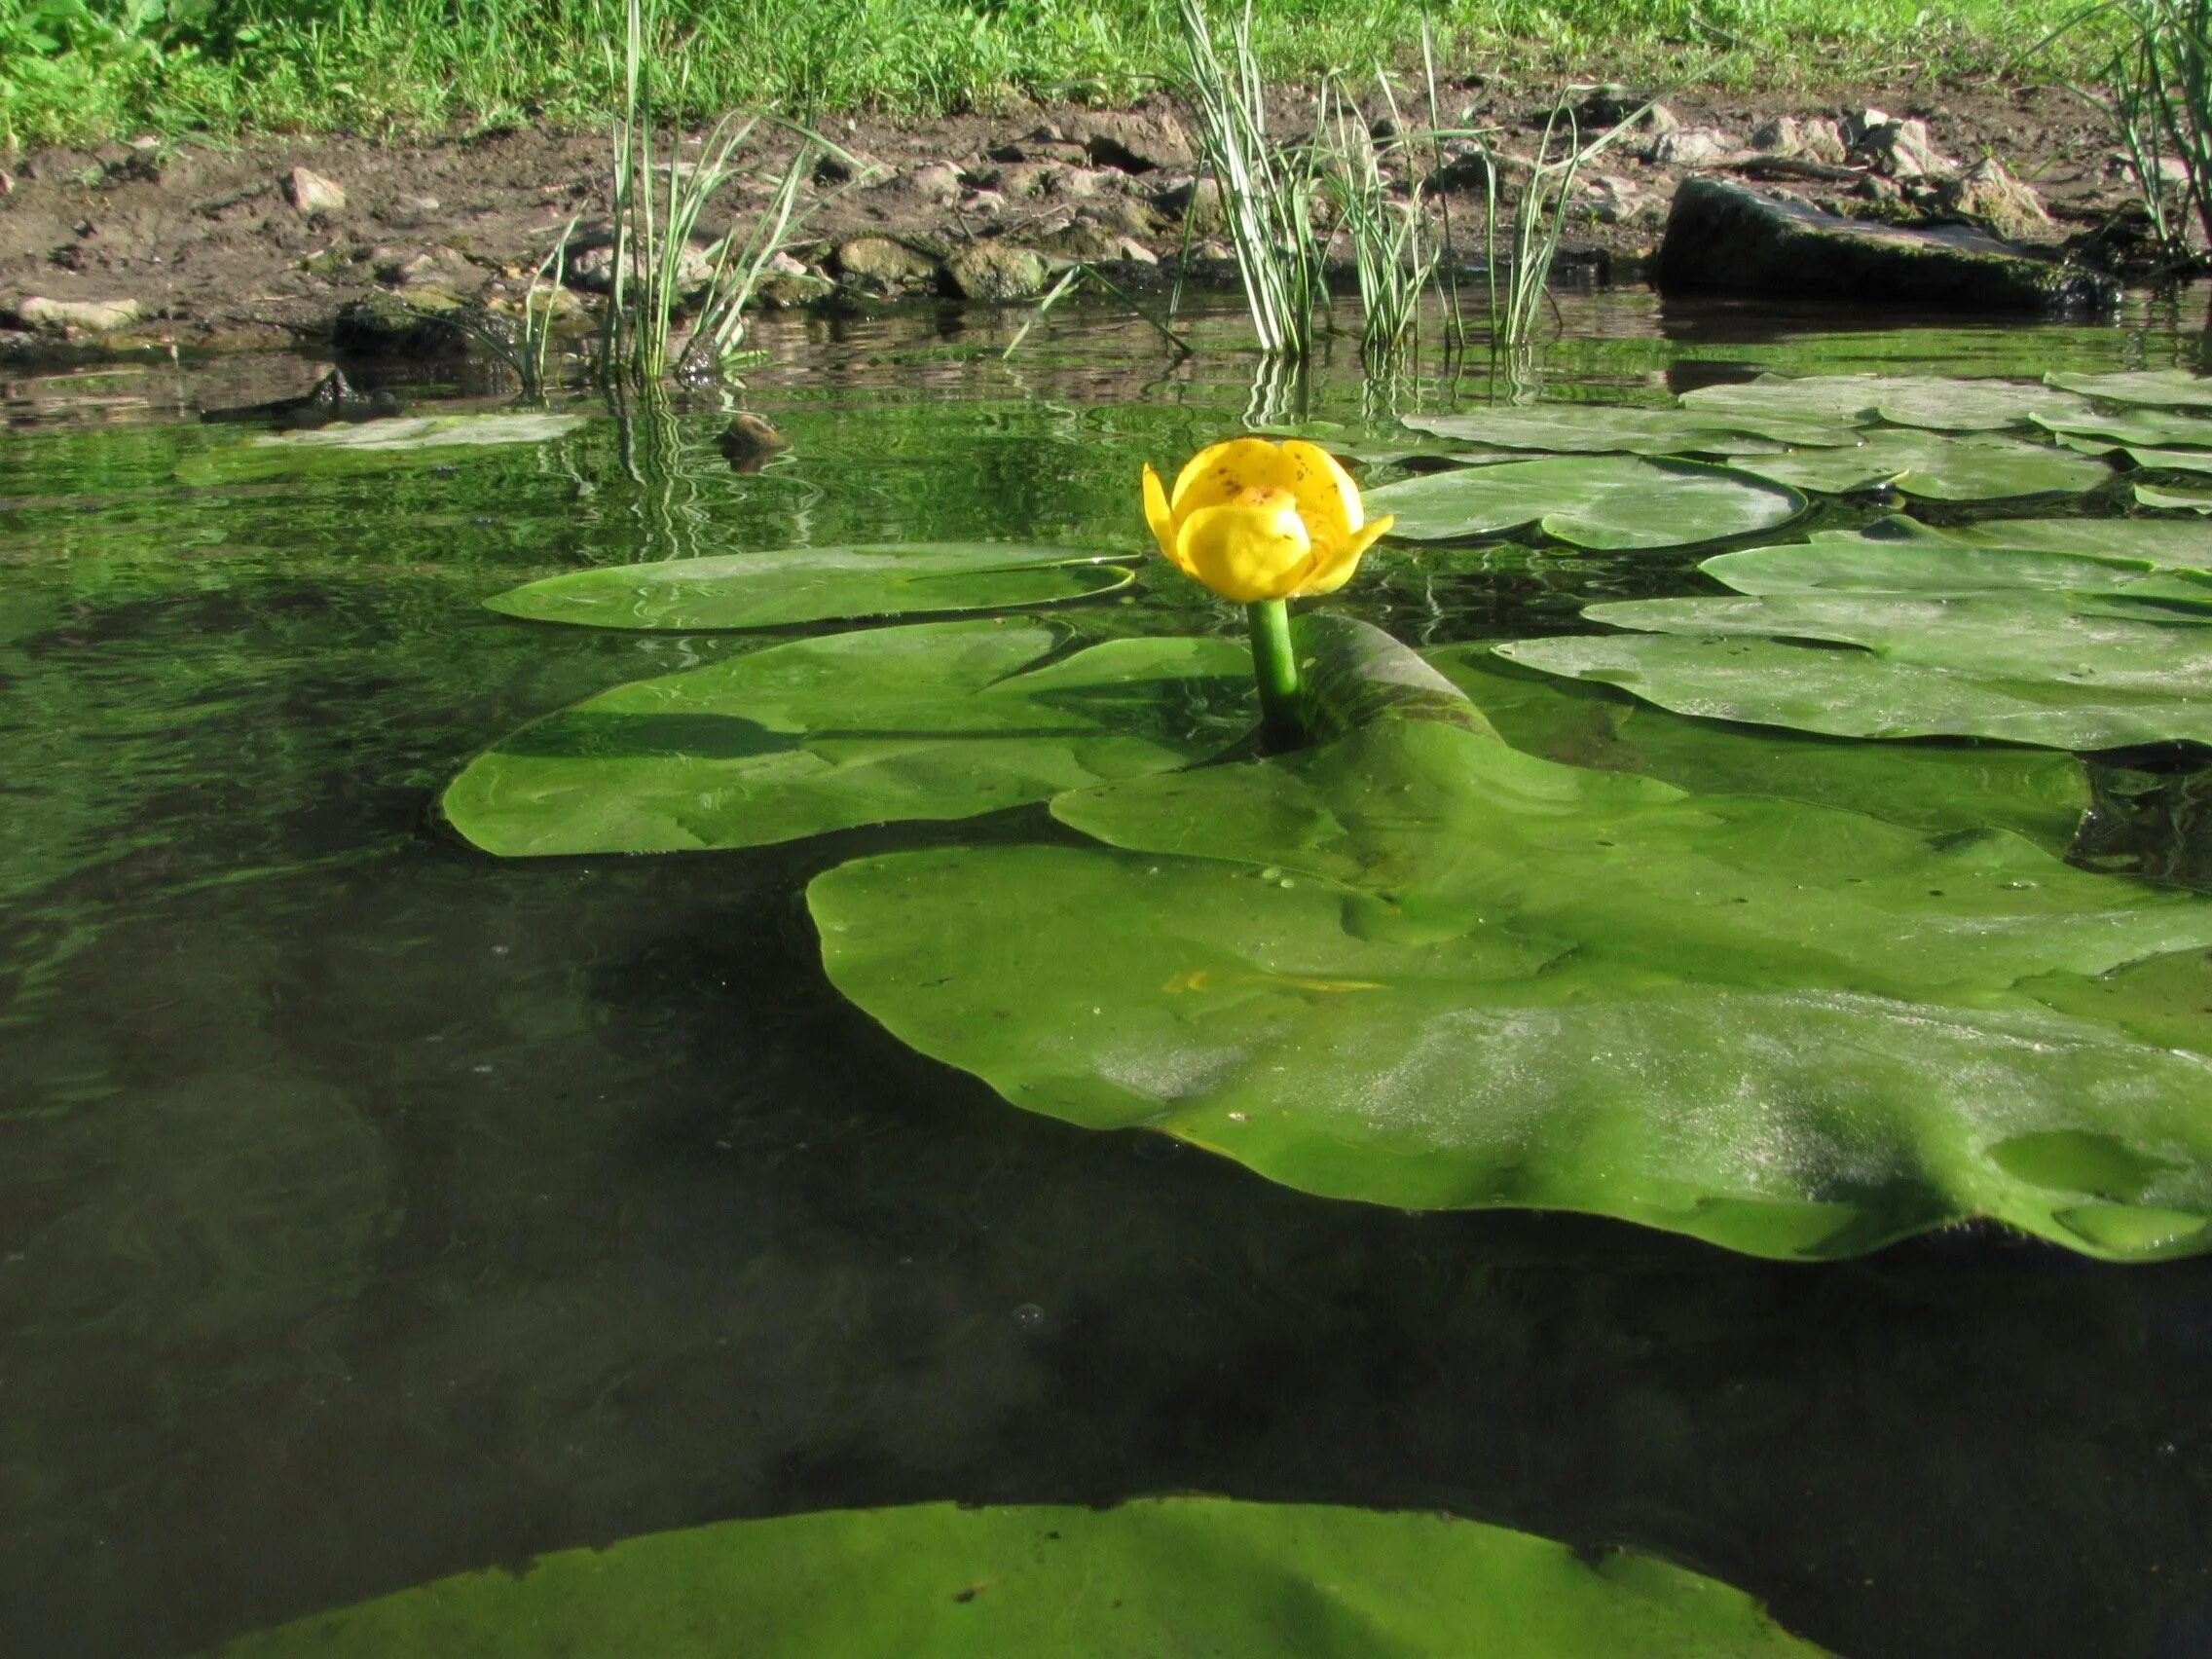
1141 437 1395 604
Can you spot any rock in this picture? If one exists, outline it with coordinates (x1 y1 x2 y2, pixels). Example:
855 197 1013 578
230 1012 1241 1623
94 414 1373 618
284 166 348 217
1036 220 1124 263
1936 157 2056 244
862 162 963 213
375 194 442 229
1071 109 1195 173
567 235 716 295
1656 175 2120 315
14 296 143 334
1646 127 1740 167
833 236 938 290
943 243 1051 301
719 412 791 473
1570 84 1659 128
987 132 1091 166
1749 116 1848 166
1153 174 1228 232
1847 114 1956 180
200 367 404 428
754 270 834 308
330 288 474 356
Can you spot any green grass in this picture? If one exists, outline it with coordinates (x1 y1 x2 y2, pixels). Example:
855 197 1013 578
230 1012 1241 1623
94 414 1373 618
1 0 2100 148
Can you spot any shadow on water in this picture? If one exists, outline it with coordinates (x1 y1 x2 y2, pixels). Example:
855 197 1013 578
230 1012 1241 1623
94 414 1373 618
4 295 2212 1658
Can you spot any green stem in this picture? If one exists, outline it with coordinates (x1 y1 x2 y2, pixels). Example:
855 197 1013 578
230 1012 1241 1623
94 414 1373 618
1244 597 1304 751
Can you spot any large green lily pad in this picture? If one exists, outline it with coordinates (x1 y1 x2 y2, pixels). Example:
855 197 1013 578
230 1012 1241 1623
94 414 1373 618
1365 455 1805 548
1399 405 1859 456
1680 374 2088 431
486 544 1138 631
1853 512 2212 571
812 624 2212 1261
217 1498 1825 1657
2034 409 2212 449
442 619 1255 855
1424 644 2090 851
2121 446 2212 478
1497 526 2212 750
1722 430 2112 501
2046 368 2212 409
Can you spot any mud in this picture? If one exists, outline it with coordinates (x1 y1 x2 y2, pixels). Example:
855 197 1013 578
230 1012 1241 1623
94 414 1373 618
0 76 2145 369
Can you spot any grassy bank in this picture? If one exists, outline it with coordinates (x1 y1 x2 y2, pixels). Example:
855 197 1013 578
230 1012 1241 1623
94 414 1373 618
2 0 2094 147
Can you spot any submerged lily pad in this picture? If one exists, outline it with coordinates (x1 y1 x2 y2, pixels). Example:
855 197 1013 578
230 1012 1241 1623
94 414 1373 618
1498 526 2212 753
1723 430 2111 500
1399 405 1858 456
1681 373 2088 431
218 1498 1825 1657
178 412 589 485
1366 455 1805 548
812 621 2212 1261
1424 644 2090 851
2046 368 2212 409
486 544 1138 631
442 619 1254 855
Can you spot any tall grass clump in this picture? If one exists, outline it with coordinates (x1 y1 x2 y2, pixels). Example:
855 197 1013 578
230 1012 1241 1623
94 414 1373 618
602 0 834 384
2056 0 2212 262
1174 0 1327 359
1324 76 1443 364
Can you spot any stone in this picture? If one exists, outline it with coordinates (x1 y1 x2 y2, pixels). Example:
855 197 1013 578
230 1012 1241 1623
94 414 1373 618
1570 84 1659 128
567 235 716 296
1036 220 1124 263
330 288 474 356
1936 157 2057 244
1153 175 1228 232
833 236 938 290
1847 114 1957 180
284 166 348 217
754 270 834 309
1655 175 2120 315
943 243 1050 301
1646 127 1740 167
14 295 142 334
862 163 962 213
375 194 442 229
1071 109 1195 173
1750 116 1848 166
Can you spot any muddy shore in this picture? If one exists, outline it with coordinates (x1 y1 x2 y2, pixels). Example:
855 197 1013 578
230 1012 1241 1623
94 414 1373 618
0 77 2143 371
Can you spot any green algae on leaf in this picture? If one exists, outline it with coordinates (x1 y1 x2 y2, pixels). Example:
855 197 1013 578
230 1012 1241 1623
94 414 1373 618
811 618 2212 1263
1680 373 2089 430
442 619 1254 856
216 1498 1827 1658
1366 455 1805 548
485 543 1138 631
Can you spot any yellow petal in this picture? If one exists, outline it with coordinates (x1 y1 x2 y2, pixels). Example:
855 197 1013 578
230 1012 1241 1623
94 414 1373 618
1273 439 1362 552
1294 514 1393 596
1169 437 1284 520
1140 463 1183 567
1172 495 1313 603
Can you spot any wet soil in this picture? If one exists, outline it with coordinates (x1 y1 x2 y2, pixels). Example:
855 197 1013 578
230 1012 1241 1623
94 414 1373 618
0 76 2141 367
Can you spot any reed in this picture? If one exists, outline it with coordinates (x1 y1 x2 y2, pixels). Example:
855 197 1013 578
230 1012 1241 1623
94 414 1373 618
2059 0 2212 262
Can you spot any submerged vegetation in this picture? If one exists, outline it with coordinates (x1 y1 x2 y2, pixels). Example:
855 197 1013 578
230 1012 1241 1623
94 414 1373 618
0 0 2101 146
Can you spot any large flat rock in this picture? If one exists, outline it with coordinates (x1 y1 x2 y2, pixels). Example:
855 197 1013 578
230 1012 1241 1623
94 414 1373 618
1655 175 2120 314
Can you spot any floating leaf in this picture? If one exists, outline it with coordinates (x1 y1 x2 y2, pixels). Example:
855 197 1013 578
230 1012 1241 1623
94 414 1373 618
484 544 1138 631
218 1498 1826 1657
2137 481 2212 511
178 412 589 485
1366 455 1805 548
1424 644 2090 850
1399 405 1859 456
1869 512 2212 571
2034 409 2212 449
1681 373 2088 431
1723 430 2111 500
2046 368 2212 409
442 619 1254 855
2123 446 2212 477
812 621 2212 1261
1703 530 2212 607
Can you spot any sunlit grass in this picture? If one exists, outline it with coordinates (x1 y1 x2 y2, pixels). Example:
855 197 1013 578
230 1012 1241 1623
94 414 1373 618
1 0 2100 146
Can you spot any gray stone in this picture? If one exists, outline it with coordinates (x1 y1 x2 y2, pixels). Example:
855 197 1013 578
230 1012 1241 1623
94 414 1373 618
1656 175 2120 314
943 243 1050 301
754 270 834 309
567 235 716 296
1848 114 1956 179
1750 116 1848 166
834 236 938 289
284 166 348 217
15 295 142 334
1153 174 1228 232
1936 157 2056 244
1071 109 1196 173
1646 127 1740 167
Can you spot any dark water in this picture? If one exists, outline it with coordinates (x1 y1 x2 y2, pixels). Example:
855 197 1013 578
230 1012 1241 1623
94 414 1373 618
5 293 2212 1658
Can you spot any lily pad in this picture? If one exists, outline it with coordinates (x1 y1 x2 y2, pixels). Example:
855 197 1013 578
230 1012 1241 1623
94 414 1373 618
485 544 1138 631
178 412 588 485
1424 644 2090 851
2034 409 2212 450
1722 430 2111 501
2046 368 2212 409
1945 513 2212 570
217 1498 1825 1657
2122 446 2212 478
1681 373 2089 431
1365 455 1805 548
2137 481 2212 511
442 619 1255 856
1399 405 1859 456
811 621 2212 1261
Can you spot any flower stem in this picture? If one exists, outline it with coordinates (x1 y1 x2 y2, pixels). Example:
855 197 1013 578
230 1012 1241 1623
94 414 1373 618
1244 597 1303 751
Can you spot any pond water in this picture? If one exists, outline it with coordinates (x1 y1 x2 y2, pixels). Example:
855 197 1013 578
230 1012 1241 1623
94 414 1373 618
5 292 2212 1658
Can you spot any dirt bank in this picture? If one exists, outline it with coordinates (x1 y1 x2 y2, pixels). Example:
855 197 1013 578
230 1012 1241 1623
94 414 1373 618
0 75 2138 368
